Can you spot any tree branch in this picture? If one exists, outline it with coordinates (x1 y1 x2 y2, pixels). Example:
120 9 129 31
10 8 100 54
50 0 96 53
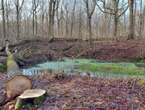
96 2 115 15
118 6 128 18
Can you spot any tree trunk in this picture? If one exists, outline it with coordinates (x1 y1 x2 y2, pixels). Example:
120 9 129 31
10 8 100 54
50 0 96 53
88 17 92 46
65 5 69 37
48 0 56 38
128 0 135 39
84 0 96 46
48 0 53 37
6 0 10 39
51 0 56 38
70 0 76 37
32 10 35 36
41 13 45 36
78 8 82 39
114 14 118 37
1 0 6 41
57 19 60 36
139 0 143 38
113 0 118 38
65 15 68 37
32 0 37 36
16 0 20 39
35 14 38 36
124 12 127 33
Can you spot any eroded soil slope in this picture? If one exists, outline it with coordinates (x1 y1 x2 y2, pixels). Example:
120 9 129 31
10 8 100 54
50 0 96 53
1 39 145 67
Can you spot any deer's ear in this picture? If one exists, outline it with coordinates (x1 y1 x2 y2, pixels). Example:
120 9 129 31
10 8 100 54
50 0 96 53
5 39 10 45
13 48 18 54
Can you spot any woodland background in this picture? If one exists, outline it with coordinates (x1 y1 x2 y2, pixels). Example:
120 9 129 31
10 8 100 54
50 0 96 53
0 0 144 46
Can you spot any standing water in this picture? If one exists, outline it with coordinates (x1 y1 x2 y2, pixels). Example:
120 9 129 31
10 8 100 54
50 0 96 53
22 58 145 79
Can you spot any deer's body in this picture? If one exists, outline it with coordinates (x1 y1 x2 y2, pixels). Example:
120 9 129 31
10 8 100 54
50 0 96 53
5 75 32 100
4 40 33 102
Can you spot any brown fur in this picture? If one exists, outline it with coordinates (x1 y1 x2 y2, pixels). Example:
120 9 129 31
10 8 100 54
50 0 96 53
5 75 32 100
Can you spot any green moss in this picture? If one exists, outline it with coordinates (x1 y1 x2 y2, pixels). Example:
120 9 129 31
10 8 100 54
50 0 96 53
34 95 46 106
0 64 6 72
79 63 145 76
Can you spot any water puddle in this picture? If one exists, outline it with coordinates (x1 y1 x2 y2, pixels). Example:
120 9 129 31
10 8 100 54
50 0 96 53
22 58 145 79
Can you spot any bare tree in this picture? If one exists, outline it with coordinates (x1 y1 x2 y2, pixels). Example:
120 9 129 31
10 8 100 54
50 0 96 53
55 0 62 36
83 0 96 45
1 0 6 40
64 3 69 37
143 4 145 36
40 0 46 35
128 0 135 39
14 0 25 39
60 4 65 37
78 7 83 39
139 0 143 38
5 0 11 38
122 0 127 35
0 0 144 42
70 0 76 37
48 0 57 38
97 0 128 37
32 0 40 36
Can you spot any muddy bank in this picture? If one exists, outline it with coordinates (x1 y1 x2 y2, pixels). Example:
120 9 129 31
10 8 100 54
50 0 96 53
1 39 145 68
0 73 145 110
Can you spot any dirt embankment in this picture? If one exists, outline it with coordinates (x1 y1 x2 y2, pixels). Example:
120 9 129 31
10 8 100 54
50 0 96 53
1 39 145 67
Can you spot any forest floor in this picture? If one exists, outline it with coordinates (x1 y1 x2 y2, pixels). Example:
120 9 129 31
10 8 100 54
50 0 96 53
0 73 145 110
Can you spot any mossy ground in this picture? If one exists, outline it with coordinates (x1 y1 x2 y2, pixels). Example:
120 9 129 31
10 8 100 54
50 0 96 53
79 61 145 76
